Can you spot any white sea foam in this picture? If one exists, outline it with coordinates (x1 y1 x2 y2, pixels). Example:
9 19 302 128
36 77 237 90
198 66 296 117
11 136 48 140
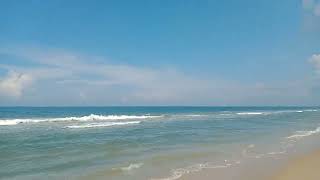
119 163 144 171
111 163 144 173
151 161 237 180
0 120 22 126
236 109 319 116
55 114 160 121
242 144 258 158
242 143 288 159
0 119 43 126
287 127 320 139
304 109 318 112
65 121 141 129
275 109 318 114
0 114 160 126
183 114 208 117
267 151 286 155
236 112 264 115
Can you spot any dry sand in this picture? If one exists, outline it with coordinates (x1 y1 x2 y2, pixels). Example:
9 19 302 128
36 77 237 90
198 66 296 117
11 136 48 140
272 150 320 180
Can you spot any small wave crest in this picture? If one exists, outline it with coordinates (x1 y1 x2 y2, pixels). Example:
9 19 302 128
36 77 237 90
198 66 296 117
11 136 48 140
235 109 318 116
182 114 209 117
304 109 318 112
151 160 238 180
120 163 144 171
242 144 288 159
65 121 141 129
112 163 144 173
236 112 265 115
287 127 320 140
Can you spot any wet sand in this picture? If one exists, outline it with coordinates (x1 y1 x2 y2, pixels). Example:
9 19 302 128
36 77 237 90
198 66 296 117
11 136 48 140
181 149 320 180
180 157 286 180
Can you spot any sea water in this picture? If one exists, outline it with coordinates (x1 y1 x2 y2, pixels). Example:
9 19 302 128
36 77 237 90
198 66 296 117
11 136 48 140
0 107 319 180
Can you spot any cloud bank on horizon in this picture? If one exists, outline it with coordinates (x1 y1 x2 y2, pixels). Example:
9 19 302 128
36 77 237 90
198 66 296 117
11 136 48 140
0 47 317 106
0 0 319 106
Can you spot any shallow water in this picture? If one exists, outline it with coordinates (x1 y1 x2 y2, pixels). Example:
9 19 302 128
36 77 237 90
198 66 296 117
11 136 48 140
0 107 319 180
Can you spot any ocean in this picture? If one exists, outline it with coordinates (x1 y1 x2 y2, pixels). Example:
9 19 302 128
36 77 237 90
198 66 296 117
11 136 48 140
0 106 319 180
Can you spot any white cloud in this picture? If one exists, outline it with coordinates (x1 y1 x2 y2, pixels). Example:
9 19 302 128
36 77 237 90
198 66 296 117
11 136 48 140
302 0 320 16
0 46 316 106
314 3 320 16
303 0 315 9
310 54 320 73
1 47 218 104
0 71 33 98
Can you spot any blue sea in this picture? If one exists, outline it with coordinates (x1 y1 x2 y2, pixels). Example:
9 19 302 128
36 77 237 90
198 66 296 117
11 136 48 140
1 107 320 180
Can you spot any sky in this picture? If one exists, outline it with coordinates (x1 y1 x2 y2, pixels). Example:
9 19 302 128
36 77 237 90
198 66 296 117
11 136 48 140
0 0 320 106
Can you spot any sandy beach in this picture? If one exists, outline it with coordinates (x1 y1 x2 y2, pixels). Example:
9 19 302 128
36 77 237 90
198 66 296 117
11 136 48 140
181 148 320 180
272 150 320 180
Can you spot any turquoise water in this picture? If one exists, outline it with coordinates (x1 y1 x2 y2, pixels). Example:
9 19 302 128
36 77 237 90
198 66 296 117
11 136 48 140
0 107 320 180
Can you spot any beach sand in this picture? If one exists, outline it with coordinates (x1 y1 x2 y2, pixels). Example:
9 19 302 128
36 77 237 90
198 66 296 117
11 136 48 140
271 150 320 180
180 157 285 180
180 149 320 180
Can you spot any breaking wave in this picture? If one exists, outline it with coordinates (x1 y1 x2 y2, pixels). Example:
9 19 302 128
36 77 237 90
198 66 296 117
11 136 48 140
65 121 141 129
0 109 317 126
0 114 160 126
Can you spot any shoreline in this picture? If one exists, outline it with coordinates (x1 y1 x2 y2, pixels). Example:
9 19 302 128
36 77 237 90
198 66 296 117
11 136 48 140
180 147 320 180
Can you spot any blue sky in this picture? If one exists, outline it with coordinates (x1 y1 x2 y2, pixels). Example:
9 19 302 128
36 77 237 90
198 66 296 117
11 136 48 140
0 0 320 106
